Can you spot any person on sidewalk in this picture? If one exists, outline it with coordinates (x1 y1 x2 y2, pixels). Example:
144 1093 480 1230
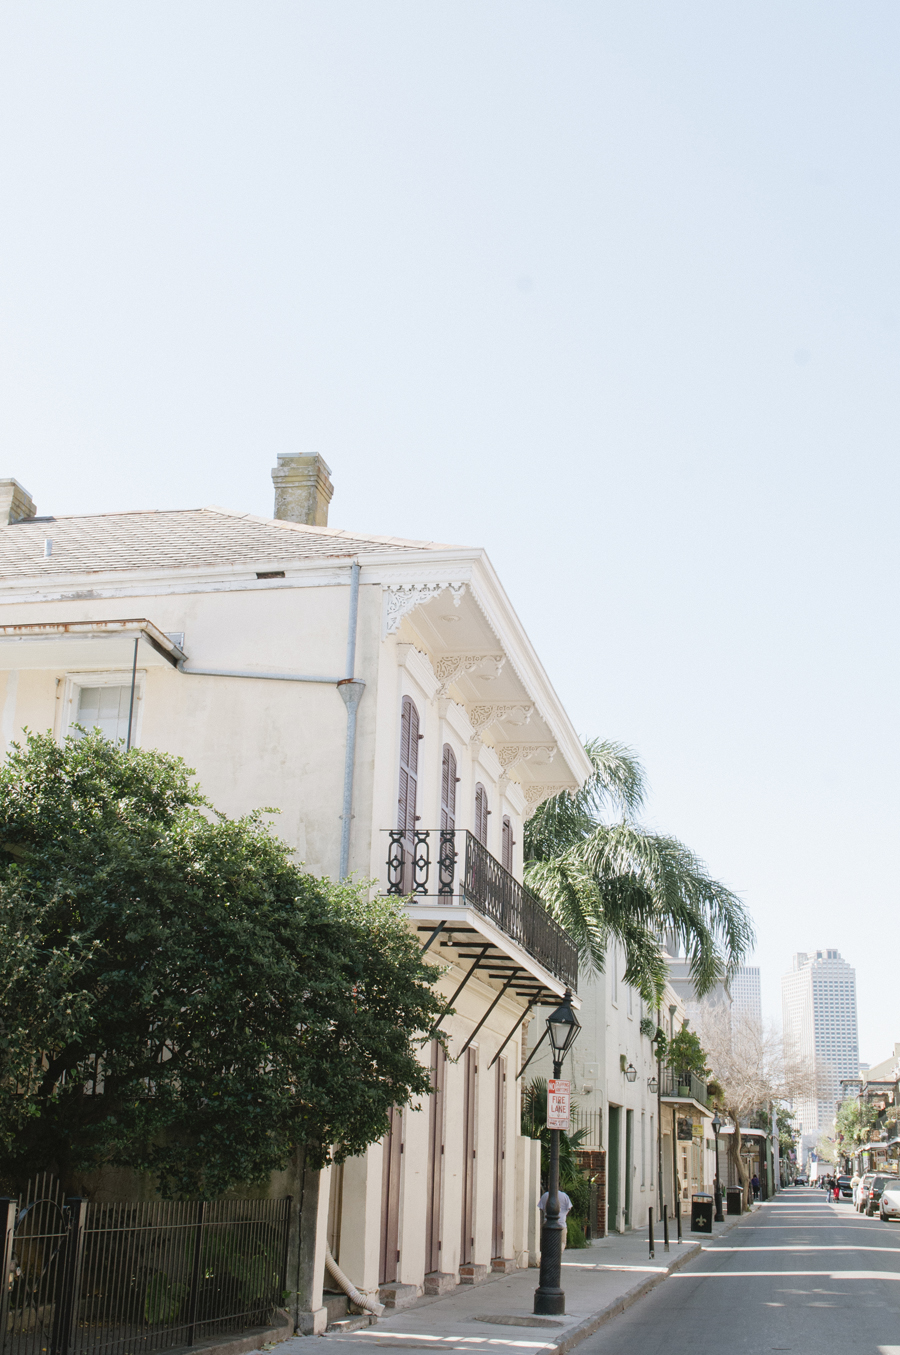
750 1174 760 1201
851 1171 861 1206
538 1189 573 1251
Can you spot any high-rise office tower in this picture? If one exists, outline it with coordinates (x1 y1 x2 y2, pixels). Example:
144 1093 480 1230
730 965 762 1026
781 949 859 1159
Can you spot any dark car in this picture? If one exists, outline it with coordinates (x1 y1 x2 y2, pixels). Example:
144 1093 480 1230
837 1175 853 1199
865 1175 900 1217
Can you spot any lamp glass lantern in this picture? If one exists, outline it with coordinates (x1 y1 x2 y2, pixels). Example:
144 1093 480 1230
648 1075 659 1094
624 1062 637 1083
546 989 580 1069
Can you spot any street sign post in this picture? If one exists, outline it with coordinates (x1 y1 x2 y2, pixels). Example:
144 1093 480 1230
547 1078 571 1130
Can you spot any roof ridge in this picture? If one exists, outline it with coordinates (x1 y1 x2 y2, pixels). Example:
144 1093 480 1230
201 506 457 550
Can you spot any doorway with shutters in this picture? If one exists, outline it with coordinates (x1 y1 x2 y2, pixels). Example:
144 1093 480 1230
380 1106 403 1285
397 697 420 894
425 1040 446 1276
491 1057 507 1259
460 1047 477 1265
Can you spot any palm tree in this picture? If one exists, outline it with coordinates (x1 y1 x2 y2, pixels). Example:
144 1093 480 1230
524 739 754 1004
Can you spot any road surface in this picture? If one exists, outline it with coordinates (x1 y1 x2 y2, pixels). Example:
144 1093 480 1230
584 1185 900 1355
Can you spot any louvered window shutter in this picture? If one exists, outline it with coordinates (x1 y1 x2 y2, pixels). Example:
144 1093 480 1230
441 744 457 830
398 697 420 836
474 782 488 846
502 815 513 872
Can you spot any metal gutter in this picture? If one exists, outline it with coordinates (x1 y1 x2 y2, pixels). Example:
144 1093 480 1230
0 618 186 667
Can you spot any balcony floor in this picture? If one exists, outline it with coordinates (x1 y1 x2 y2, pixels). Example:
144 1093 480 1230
404 902 579 1007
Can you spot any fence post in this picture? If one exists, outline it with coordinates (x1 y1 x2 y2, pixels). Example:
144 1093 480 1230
662 1203 669 1252
51 1198 87 1355
0 1197 16 1352
185 1201 206 1347
648 1207 654 1260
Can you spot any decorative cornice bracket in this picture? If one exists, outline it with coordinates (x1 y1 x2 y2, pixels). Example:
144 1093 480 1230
383 581 467 636
433 653 506 698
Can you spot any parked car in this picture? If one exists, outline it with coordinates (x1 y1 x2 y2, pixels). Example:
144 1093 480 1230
837 1175 853 1199
880 1183 900 1222
795 1173 808 1186
865 1175 900 1217
857 1173 876 1212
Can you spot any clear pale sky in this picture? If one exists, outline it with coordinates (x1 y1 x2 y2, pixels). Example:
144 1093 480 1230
1 4 896 1062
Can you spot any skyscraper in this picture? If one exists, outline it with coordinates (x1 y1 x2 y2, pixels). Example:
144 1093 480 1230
730 965 762 1026
781 949 859 1159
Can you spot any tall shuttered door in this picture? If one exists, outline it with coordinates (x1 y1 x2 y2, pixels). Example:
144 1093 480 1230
425 1040 446 1275
501 816 513 873
492 1057 507 1259
460 1048 477 1265
380 1106 403 1284
398 697 420 893
474 783 489 846
440 744 457 830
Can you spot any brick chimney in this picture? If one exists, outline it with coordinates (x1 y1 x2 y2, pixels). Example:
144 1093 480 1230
0 479 36 524
271 454 334 526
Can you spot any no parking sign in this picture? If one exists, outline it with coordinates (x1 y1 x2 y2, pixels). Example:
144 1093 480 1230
547 1078 571 1130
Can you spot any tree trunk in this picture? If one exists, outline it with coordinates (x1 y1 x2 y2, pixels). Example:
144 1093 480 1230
726 1112 749 1210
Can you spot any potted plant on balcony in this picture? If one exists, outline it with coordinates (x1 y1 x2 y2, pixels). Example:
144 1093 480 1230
668 1025 710 1100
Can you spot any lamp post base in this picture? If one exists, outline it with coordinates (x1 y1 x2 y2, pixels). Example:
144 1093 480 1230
714 1187 724 1223
533 1288 566 1316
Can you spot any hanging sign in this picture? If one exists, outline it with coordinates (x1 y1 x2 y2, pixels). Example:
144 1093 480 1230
547 1078 571 1130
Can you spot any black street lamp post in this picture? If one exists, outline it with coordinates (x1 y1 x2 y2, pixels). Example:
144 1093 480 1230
712 1112 724 1222
534 988 581 1317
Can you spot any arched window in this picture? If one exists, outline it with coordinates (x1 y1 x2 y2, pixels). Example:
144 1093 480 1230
474 782 489 846
501 815 514 872
441 744 457 830
398 696 420 838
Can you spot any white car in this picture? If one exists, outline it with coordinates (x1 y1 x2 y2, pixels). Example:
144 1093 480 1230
880 1184 900 1222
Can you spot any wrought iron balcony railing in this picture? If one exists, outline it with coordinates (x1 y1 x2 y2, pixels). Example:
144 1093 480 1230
386 827 578 991
659 1066 709 1104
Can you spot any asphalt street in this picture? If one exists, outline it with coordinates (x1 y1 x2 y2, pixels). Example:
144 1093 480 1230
583 1186 900 1355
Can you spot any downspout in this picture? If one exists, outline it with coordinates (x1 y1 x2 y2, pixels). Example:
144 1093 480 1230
338 561 364 880
325 1246 383 1317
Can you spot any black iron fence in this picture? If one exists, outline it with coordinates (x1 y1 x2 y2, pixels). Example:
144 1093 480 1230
385 827 578 990
1 1177 291 1355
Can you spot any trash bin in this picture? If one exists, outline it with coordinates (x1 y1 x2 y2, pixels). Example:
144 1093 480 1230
726 1187 743 1215
691 1193 714 1233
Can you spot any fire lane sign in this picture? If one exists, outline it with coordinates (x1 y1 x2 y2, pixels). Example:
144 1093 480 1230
547 1078 571 1130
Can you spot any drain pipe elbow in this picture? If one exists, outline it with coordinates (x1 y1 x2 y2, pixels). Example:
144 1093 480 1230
325 1245 384 1317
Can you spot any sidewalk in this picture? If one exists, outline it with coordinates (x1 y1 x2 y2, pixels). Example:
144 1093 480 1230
271 1208 758 1355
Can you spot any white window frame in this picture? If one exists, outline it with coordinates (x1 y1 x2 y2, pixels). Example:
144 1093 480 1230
60 670 146 747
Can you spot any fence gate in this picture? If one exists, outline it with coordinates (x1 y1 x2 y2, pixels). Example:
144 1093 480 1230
1 1177 291 1355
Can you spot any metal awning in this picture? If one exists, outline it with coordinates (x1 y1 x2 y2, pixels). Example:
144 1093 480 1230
0 619 186 670
660 1095 714 1119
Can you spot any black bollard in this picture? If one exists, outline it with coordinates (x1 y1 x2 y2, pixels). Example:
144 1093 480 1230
649 1207 655 1259
676 1198 683 1243
663 1202 670 1252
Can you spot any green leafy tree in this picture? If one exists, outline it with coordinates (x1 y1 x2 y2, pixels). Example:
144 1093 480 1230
0 731 443 1196
834 1097 878 1162
524 740 754 1002
668 1025 711 1083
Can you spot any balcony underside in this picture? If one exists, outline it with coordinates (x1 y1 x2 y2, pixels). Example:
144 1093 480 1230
406 903 578 1007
